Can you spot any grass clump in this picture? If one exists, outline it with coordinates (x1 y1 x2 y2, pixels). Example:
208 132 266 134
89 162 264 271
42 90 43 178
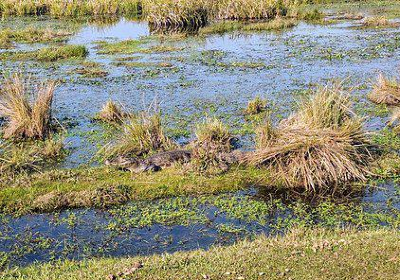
244 96 267 115
75 61 108 78
362 16 399 28
0 137 64 176
0 27 72 48
143 0 208 28
247 85 373 193
368 73 400 106
0 74 56 140
96 39 145 54
191 117 235 174
214 0 287 21
2 45 88 62
35 45 88 62
101 112 174 160
95 100 126 124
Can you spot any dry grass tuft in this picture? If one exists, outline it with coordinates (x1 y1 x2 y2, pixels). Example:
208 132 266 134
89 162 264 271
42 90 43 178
96 100 126 124
101 112 175 160
362 16 398 28
0 74 56 140
191 117 235 174
246 86 373 193
368 73 400 106
245 96 267 115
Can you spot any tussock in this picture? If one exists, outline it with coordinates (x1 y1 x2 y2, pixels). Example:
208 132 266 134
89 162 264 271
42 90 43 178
362 16 398 28
247 86 373 193
101 112 175 160
0 74 56 140
96 100 126 124
368 73 400 106
245 96 267 115
191 117 235 173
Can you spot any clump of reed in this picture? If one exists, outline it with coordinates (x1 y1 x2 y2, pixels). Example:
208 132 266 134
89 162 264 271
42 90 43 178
101 112 175 160
245 96 267 115
368 74 400 106
190 117 235 174
0 0 141 17
142 0 208 28
0 74 56 140
35 45 88 62
213 0 287 21
246 85 373 193
95 100 126 124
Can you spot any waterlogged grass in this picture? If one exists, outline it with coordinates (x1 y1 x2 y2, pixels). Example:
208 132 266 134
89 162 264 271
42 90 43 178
0 166 270 214
96 39 144 54
0 27 72 48
2 228 400 279
97 39 183 55
0 45 88 62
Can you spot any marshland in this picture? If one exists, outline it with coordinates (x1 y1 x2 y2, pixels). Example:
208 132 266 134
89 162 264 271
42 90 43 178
2 0 400 278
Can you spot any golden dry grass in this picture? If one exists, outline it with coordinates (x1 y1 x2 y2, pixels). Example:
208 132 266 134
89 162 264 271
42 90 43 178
96 100 125 124
101 112 175 160
368 73 400 105
247 86 373 193
0 74 55 140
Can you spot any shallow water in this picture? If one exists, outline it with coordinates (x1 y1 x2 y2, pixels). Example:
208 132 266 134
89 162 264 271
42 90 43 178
2 16 400 268
1 17 400 166
1 182 399 268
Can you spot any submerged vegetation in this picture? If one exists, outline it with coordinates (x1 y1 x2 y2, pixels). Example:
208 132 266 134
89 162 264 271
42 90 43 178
200 17 297 34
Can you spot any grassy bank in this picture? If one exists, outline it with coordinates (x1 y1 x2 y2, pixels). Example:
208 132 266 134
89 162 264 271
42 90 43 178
2 228 399 279
0 166 270 214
